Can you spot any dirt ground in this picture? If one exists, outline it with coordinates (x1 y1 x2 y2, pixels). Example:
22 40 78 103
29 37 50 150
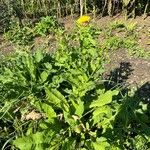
94 16 150 84
0 15 150 89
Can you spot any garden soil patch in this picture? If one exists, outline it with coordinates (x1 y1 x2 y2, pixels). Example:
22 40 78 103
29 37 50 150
104 49 150 86
95 16 150 88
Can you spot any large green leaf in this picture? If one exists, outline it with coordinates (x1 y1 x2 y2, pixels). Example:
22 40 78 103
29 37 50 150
90 90 119 107
45 87 69 111
92 105 112 118
45 87 61 106
13 136 33 150
13 132 45 150
21 53 36 81
41 103 56 120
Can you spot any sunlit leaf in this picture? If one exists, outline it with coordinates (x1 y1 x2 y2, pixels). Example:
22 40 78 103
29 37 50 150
90 90 119 107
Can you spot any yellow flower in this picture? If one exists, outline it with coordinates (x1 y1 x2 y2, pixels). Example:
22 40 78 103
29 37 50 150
77 15 91 25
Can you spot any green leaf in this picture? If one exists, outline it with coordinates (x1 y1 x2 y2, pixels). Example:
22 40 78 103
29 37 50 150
92 137 110 150
63 111 76 127
75 100 84 117
40 71 49 82
13 132 45 150
35 50 43 63
66 74 80 87
13 136 33 150
45 87 69 111
93 106 112 118
93 142 109 150
90 90 119 107
41 103 56 120
22 54 36 80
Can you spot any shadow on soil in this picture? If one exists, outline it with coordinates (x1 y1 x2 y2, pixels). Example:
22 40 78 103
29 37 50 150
105 61 150 101
104 61 150 149
104 62 134 89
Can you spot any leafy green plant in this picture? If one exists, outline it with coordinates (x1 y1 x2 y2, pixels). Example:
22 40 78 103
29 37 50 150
34 16 61 36
0 24 114 149
125 21 137 33
4 16 63 45
103 36 124 50
101 20 145 59
110 20 137 34
107 21 148 59
4 21 34 45
128 47 150 59
110 20 126 31
0 48 55 148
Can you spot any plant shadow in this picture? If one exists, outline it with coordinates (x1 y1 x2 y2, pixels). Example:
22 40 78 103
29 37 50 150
104 62 150 149
104 61 134 90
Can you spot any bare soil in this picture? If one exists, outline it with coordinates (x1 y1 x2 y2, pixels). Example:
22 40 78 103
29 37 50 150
95 16 150 87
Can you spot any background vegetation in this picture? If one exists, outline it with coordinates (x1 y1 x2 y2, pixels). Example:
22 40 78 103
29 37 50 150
0 0 150 32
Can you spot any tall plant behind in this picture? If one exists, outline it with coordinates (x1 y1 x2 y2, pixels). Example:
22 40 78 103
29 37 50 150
0 0 149 22
0 2 10 32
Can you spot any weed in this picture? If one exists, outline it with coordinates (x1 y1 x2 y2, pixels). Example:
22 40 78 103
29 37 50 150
34 16 62 36
101 20 150 59
110 20 126 30
128 47 150 59
3 16 63 45
3 20 34 45
110 20 137 34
